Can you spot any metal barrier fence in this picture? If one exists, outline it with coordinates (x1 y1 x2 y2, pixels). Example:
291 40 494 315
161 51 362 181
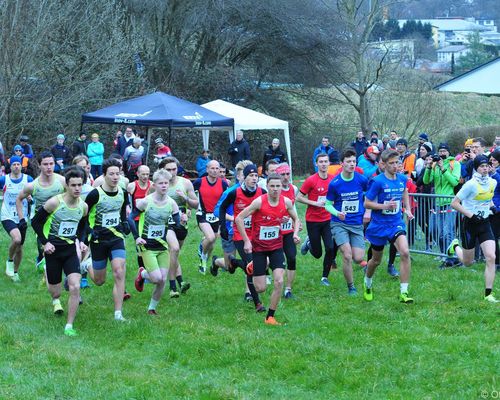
407 193 462 258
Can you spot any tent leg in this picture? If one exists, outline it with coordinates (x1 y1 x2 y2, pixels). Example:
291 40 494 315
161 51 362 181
145 127 151 165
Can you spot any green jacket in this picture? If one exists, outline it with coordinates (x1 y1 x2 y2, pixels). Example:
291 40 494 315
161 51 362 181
423 156 461 206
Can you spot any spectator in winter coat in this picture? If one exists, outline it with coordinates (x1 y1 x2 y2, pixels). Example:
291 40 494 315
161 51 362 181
196 149 212 177
228 130 251 168
115 126 135 156
18 135 34 159
72 132 89 156
51 134 72 173
87 133 105 178
396 138 416 176
262 138 287 167
312 136 338 172
415 132 433 154
415 143 433 176
357 145 380 178
388 130 399 149
350 131 369 158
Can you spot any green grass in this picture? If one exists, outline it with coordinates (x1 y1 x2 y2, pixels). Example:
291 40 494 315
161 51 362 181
0 209 498 399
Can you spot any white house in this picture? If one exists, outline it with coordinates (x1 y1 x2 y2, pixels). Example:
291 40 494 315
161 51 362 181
436 45 470 63
434 57 500 94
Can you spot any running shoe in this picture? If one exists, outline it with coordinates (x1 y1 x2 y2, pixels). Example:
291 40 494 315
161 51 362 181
64 327 78 337
227 255 238 274
264 316 282 326
169 290 180 298
266 275 272 285
300 237 310 255
198 265 206 275
80 278 90 289
79 295 83 305
5 260 14 277
180 281 191 294
11 273 20 283
53 301 64 315
36 257 46 274
255 303 267 313
387 264 399 277
320 277 330 286
148 309 159 315
80 257 91 274
210 256 219 277
348 287 358 296
359 260 367 269
399 292 414 304
447 239 460 257
484 293 499 303
245 261 254 276
244 292 252 302
135 267 145 292
123 291 131 301
284 290 294 299
363 283 373 301
198 241 203 259
114 315 128 322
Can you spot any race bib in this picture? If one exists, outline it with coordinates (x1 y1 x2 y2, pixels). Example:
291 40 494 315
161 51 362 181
474 201 491 218
243 216 252 229
281 219 292 231
342 200 359 214
102 212 120 228
147 224 165 239
382 200 400 215
205 213 219 223
259 226 280 240
58 221 78 237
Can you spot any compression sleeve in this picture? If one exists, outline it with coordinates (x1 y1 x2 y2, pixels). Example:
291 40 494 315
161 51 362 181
171 212 181 228
31 207 50 244
128 209 140 239
325 199 339 217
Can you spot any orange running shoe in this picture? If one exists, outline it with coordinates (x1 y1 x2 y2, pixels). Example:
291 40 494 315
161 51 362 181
264 316 281 326
245 261 254 275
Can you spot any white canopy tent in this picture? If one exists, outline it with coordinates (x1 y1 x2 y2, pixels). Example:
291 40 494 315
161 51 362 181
201 99 292 170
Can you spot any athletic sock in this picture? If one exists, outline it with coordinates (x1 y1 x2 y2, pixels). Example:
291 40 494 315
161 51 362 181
114 310 123 320
364 276 373 289
141 269 148 279
347 282 355 290
485 288 492 297
148 299 159 310
65 323 73 330
169 280 177 291
266 309 275 319
400 283 409 293
201 252 208 262
285 287 292 292
176 275 183 285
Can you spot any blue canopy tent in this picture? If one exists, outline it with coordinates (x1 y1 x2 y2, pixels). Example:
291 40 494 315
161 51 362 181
81 91 234 160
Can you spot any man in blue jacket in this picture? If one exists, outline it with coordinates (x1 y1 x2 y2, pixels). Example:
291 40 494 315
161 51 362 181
312 136 338 172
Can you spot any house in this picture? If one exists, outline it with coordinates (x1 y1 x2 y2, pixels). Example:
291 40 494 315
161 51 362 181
367 39 415 64
434 57 500 94
398 18 490 48
437 45 470 63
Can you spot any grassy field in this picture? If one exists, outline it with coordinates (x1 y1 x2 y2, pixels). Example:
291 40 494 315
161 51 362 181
0 206 498 400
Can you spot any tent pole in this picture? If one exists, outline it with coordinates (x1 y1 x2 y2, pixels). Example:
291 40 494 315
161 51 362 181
145 127 151 165
168 127 172 148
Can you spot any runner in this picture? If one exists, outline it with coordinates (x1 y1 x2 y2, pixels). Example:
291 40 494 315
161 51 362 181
160 157 199 294
363 149 414 303
130 169 181 314
2 156 33 281
31 166 88 336
296 153 335 285
235 173 300 325
325 148 368 295
276 162 301 298
16 151 66 273
218 164 266 312
448 155 498 303
127 165 151 271
83 158 130 321
193 159 228 274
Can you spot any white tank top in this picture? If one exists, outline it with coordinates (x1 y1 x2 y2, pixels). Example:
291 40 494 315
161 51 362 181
1 174 29 222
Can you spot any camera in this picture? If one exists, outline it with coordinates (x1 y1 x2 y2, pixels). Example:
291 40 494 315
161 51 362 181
432 154 441 162
465 148 471 153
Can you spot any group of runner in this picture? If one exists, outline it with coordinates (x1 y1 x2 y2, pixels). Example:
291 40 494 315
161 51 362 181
1 146 497 336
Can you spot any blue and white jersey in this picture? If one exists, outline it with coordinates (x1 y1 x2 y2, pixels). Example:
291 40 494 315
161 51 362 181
326 172 368 225
365 173 407 226
0 174 33 222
